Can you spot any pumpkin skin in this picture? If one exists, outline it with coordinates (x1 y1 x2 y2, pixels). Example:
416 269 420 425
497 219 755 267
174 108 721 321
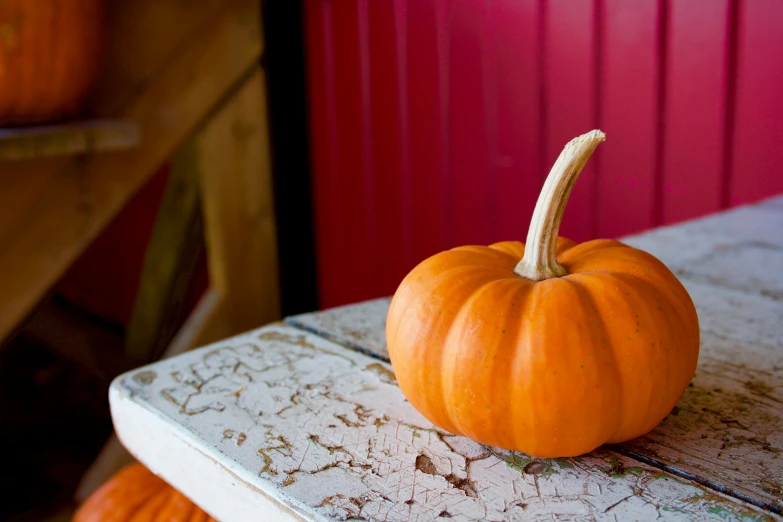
72 463 217 522
386 131 700 458
0 0 104 126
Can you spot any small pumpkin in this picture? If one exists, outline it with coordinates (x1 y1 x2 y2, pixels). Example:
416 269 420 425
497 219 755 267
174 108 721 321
0 0 104 126
73 462 216 522
386 130 699 458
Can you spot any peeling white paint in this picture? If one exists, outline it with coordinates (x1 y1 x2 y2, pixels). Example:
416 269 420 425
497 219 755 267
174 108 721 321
111 197 783 520
112 325 775 521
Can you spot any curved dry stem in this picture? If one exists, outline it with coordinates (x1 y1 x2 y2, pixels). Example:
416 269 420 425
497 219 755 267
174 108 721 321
514 129 606 281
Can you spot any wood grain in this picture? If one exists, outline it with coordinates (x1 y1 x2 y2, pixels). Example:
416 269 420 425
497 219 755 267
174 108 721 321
0 0 262 342
111 324 773 521
0 120 138 161
621 203 783 514
88 0 226 116
124 142 204 364
196 67 281 336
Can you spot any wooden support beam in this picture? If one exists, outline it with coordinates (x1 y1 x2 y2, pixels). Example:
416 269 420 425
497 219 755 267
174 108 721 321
0 120 138 161
124 144 204 364
76 64 281 505
196 66 282 335
0 0 263 343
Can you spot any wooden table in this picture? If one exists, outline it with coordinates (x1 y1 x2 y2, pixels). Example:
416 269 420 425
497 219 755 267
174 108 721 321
110 196 783 521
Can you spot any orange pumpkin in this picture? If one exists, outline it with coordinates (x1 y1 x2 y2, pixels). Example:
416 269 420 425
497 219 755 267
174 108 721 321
0 0 104 126
386 130 699 458
73 463 216 522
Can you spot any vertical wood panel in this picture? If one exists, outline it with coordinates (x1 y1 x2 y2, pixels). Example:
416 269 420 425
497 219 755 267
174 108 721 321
407 0 450 265
492 0 542 243
662 1 729 224
197 69 281 332
544 0 598 242
367 1 405 296
449 0 490 247
730 0 783 204
598 0 659 238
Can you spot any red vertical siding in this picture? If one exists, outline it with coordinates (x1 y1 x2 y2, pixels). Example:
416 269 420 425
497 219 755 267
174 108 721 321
597 0 659 237
305 0 783 309
406 0 451 269
450 0 492 247
367 1 405 296
730 0 783 204
543 0 598 242
492 0 542 244
304 0 337 306
661 0 730 224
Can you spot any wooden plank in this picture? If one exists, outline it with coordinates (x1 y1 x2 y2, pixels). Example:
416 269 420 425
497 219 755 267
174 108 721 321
759 195 783 212
287 286 783 513
163 288 226 358
196 67 281 334
729 0 783 205
88 0 226 116
110 324 772 521
618 279 783 514
124 143 204 364
287 202 783 514
0 0 262 343
597 0 659 238
0 120 138 161
286 297 391 362
661 0 729 224
620 202 783 513
624 204 783 298
74 289 226 503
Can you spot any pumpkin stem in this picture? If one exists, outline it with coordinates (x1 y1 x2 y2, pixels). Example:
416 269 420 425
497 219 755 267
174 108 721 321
513 129 606 281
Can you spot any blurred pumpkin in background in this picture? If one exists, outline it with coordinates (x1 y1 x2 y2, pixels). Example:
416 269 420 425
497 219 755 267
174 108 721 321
72 463 216 522
0 0 104 126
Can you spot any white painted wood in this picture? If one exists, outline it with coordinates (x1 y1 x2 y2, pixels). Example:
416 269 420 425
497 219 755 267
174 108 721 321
757 194 783 212
281 198 783 515
111 324 774 521
282 282 783 514
623 203 783 298
288 298 391 361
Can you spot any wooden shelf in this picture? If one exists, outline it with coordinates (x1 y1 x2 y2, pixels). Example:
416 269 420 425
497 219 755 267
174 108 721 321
0 0 263 348
0 119 139 161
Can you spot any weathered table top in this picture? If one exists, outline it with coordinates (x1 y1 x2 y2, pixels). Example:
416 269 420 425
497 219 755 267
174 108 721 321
111 196 783 521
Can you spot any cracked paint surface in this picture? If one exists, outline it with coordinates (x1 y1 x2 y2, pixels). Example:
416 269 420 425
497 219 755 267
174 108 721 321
117 325 774 521
284 202 783 517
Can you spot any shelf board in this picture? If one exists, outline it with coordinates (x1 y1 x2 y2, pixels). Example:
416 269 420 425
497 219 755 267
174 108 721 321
0 119 139 161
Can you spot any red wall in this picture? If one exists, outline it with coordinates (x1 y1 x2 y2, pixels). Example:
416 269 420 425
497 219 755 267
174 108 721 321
304 0 783 309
